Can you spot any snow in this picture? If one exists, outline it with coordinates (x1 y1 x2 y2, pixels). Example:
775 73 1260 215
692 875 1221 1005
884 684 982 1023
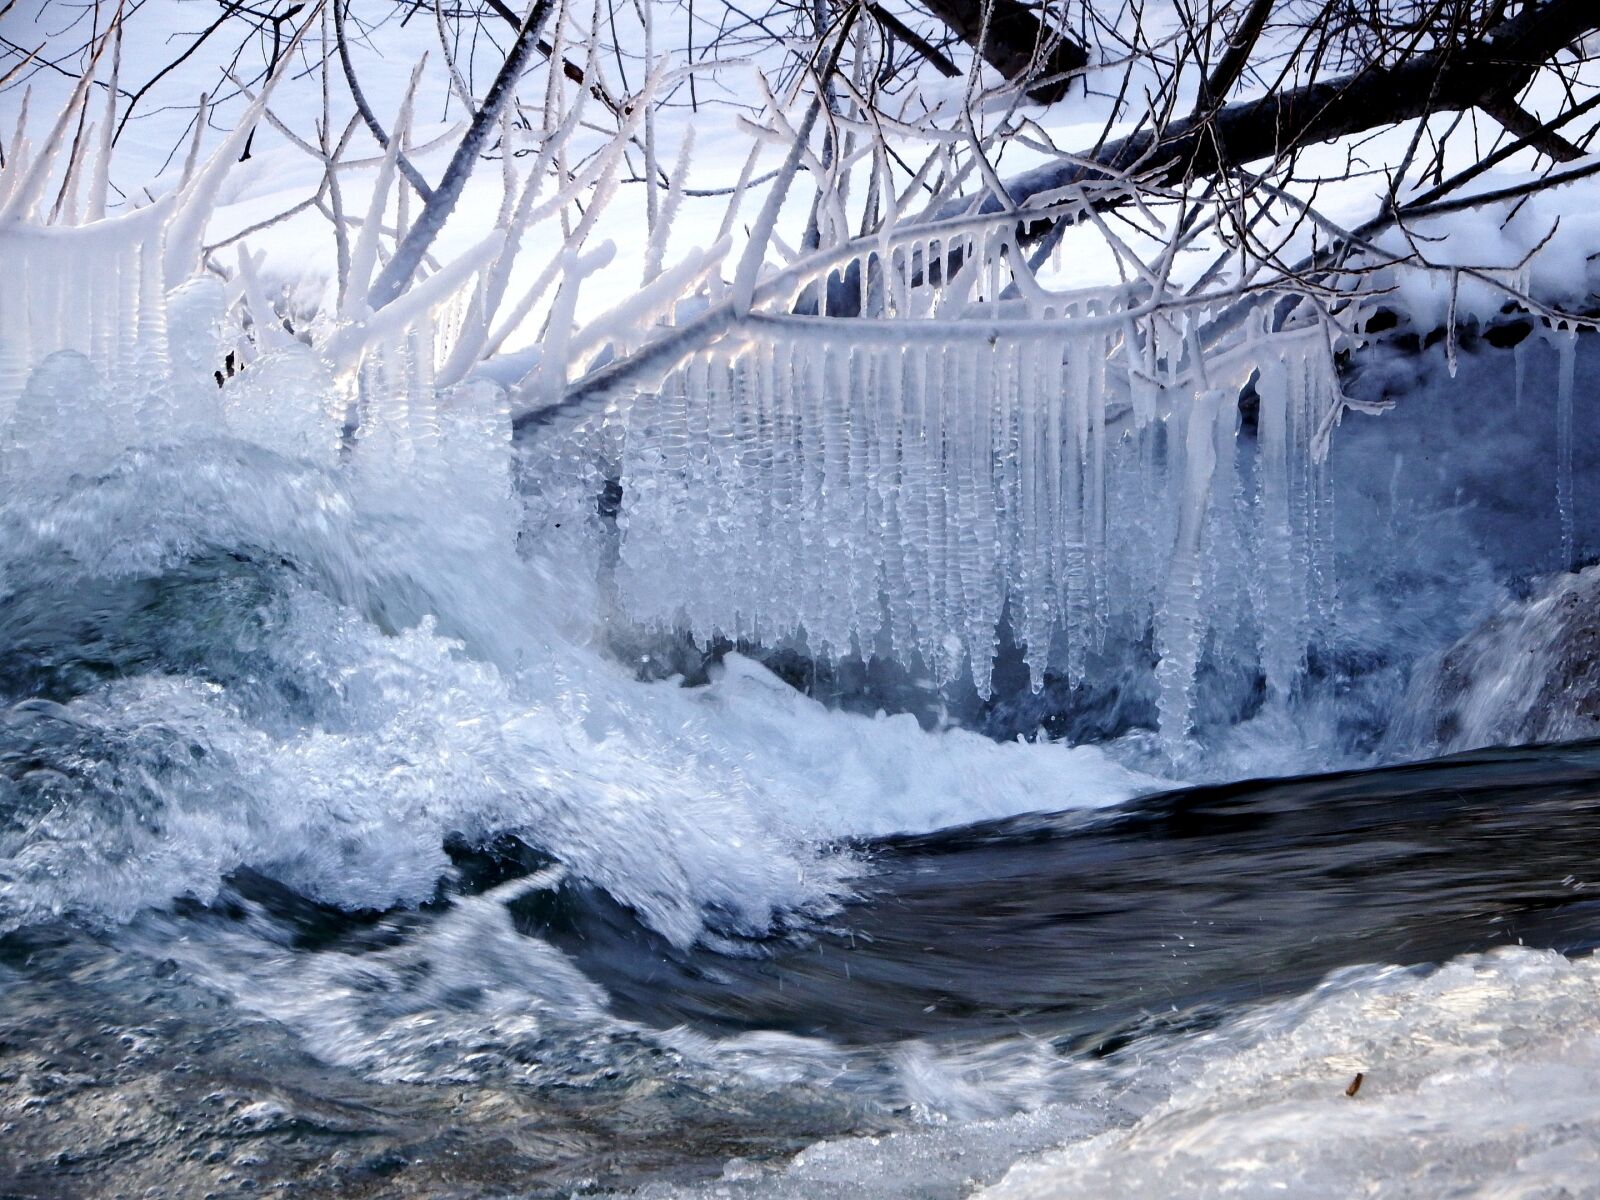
981 949 1600 1200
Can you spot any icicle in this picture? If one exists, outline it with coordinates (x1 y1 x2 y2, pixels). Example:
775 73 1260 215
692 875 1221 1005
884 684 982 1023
932 345 962 684
1019 338 1051 686
791 340 823 651
881 344 913 661
1155 387 1225 738
0 254 28 418
1513 335 1527 412
1253 343 1316 702
133 232 172 408
1556 325 1577 569
1445 271 1460 379
848 342 878 650
566 277 1357 711
964 341 1001 695
1086 330 1109 649
900 344 933 673
822 336 852 655
1127 318 1157 428
0 81 37 211
749 339 780 641
116 235 141 383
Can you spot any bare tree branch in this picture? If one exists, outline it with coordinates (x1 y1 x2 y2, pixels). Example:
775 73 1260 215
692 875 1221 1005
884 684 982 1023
915 0 1089 102
366 0 551 310
1480 94 1583 161
977 0 1600 228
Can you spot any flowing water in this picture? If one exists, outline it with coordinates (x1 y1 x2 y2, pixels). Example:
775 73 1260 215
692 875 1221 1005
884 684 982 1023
3 340 1600 1197
4 738 1600 1198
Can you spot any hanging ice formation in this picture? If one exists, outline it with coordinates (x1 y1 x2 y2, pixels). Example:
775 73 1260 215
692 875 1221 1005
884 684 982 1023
0 61 518 542
522 227 1347 735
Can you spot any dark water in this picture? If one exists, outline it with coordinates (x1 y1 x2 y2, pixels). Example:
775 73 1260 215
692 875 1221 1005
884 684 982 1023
4 740 1600 1198
555 739 1600 1046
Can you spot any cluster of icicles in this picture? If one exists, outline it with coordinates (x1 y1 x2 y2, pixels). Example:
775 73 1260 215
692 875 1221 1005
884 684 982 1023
524 297 1342 733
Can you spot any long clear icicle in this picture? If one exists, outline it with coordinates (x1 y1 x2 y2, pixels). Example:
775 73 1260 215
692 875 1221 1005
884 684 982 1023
1555 326 1577 569
1155 387 1224 736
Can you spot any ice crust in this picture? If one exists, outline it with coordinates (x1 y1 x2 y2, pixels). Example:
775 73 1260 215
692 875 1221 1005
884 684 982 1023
981 948 1600 1200
636 948 1600 1200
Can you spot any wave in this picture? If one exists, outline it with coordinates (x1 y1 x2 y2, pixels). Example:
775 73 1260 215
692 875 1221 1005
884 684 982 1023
0 368 1155 944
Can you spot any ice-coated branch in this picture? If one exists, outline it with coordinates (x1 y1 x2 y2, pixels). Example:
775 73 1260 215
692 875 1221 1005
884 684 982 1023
644 131 694 286
341 63 422 320
85 19 119 223
478 65 661 362
162 8 317 288
520 241 617 410
332 0 435 203
322 228 507 374
732 7 861 315
559 237 731 373
433 100 588 387
0 41 104 223
365 0 552 313
235 244 297 352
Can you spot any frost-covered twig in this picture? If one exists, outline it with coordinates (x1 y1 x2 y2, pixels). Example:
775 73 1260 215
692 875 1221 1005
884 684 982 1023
366 0 553 312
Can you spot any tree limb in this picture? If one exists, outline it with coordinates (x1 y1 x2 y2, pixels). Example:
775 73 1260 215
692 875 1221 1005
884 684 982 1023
862 1 959 79
366 0 551 310
334 0 435 201
480 0 622 115
1480 94 1583 161
1194 0 1275 116
915 0 1089 102
987 0 1600 220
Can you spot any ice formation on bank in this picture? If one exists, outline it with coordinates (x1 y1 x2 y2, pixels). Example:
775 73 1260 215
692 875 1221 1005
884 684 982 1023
979 948 1600 1200
630 947 1600 1200
1388 562 1600 755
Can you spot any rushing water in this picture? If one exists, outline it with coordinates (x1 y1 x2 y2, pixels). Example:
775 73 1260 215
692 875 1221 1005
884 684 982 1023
3 338 1600 1196
3 741 1600 1197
